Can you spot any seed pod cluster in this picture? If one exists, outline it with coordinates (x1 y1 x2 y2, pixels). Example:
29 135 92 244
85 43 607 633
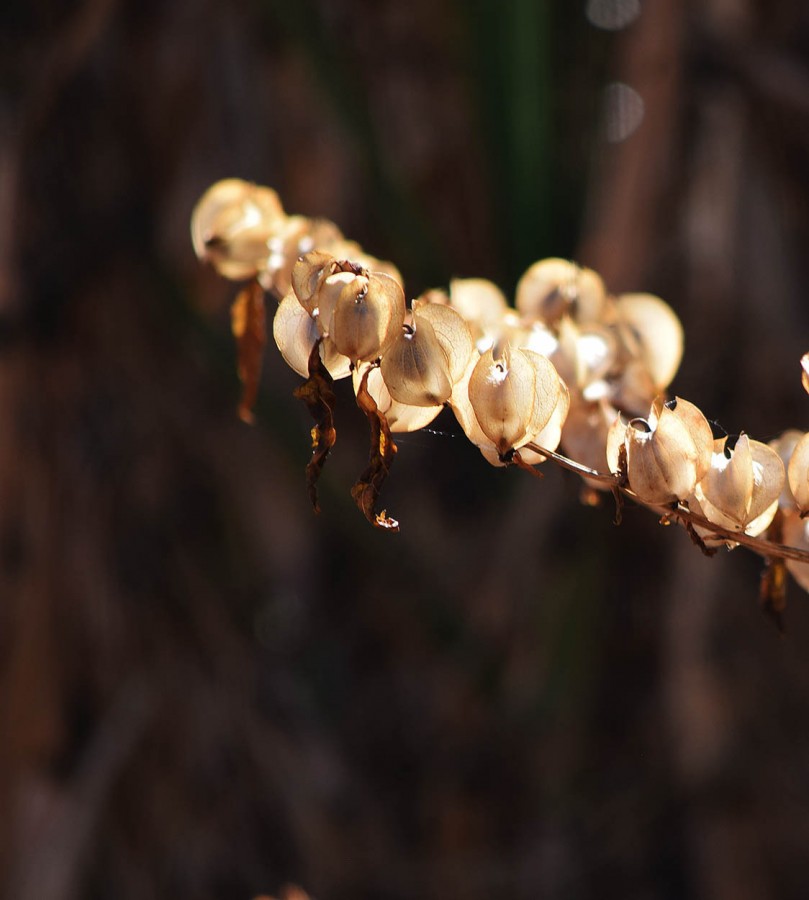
192 181 809 600
191 178 401 295
446 259 684 475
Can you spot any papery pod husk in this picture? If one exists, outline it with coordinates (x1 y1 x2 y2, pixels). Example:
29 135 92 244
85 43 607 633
787 431 809 514
379 315 453 407
448 351 488 444
468 346 560 457
606 398 711 504
515 258 605 327
261 216 345 296
555 319 618 398
770 429 805 509
330 272 406 363
564 399 618 473
801 353 809 396
191 179 286 281
782 513 809 593
411 299 474 384
291 250 336 315
614 293 684 391
468 346 536 455
625 424 691 504
273 291 351 380
513 320 559 360
449 278 509 351
352 364 443 433
660 397 713 482
608 359 657 418
517 381 571 466
695 434 785 535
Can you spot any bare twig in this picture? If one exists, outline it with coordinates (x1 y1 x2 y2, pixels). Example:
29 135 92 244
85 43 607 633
524 442 809 567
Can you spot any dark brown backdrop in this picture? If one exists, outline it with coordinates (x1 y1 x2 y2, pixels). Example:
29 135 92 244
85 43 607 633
3 1 809 898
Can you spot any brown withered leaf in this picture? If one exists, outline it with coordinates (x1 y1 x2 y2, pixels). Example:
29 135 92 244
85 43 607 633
683 518 718 557
293 340 337 514
231 280 266 423
352 368 400 531
760 556 787 635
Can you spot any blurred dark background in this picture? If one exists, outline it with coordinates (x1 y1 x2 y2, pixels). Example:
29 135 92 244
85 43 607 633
4 1 809 898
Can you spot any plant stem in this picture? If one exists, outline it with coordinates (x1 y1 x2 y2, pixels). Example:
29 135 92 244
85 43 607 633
525 442 809 566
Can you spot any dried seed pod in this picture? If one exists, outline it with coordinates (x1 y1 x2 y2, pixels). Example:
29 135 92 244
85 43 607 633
411 299 474 384
272 291 351 380
515 258 605 327
449 278 509 352
770 429 805 509
614 293 684 392
606 397 713 504
380 314 453 407
467 346 562 457
330 272 406 363
191 178 285 280
517 382 571 466
782 515 809 593
553 318 618 400
291 250 336 315
561 398 620 484
261 216 345 296
787 432 809 515
352 364 443 433
694 434 785 535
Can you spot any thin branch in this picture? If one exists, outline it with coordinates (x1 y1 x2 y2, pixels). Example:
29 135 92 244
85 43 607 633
525 442 809 567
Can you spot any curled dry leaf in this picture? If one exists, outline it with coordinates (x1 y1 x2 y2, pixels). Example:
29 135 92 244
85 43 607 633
352 363 443 433
292 340 338 514
352 368 400 531
230 280 266 423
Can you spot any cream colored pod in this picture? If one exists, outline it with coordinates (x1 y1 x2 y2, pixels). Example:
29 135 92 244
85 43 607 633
692 434 784 536
380 301 474 407
787 432 809 516
272 291 351 380
456 345 565 464
613 293 684 394
606 397 713 505
448 278 510 353
781 515 809 593
515 258 606 327
300 267 405 364
191 178 285 280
